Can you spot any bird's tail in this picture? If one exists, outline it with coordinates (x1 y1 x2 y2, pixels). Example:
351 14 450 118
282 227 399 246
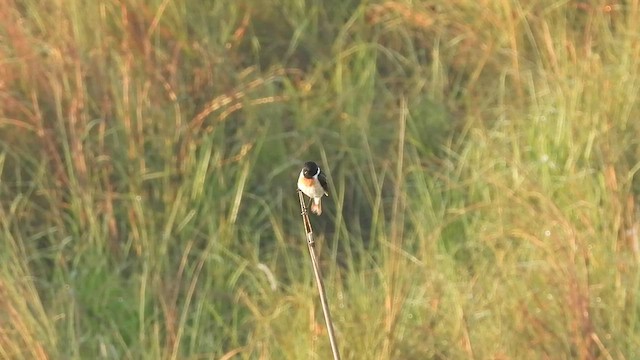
311 198 322 215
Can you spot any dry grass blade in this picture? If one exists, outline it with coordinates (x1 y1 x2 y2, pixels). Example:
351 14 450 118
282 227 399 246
297 190 341 360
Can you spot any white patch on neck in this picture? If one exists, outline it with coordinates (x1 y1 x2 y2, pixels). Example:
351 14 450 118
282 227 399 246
315 167 320 177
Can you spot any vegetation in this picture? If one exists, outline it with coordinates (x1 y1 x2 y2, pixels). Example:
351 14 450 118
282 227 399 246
1 0 639 358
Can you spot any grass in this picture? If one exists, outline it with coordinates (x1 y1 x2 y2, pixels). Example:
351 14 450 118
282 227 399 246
1 0 639 358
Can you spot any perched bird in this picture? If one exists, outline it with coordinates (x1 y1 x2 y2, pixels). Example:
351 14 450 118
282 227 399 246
297 161 329 215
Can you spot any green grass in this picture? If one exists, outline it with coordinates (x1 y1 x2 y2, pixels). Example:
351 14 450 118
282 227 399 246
1 0 639 358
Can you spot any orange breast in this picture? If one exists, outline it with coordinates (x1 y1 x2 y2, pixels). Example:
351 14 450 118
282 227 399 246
300 177 315 187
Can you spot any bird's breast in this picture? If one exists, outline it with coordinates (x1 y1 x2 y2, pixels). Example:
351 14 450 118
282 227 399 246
299 177 315 187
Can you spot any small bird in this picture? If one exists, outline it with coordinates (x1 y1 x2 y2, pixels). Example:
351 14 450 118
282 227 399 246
297 161 329 215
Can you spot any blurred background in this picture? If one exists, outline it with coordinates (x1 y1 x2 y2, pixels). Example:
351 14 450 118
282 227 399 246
1 0 639 358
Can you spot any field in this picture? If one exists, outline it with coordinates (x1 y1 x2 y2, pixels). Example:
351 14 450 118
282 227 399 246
1 0 639 359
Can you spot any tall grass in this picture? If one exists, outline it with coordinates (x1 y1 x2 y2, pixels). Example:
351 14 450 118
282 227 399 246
1 0 639 358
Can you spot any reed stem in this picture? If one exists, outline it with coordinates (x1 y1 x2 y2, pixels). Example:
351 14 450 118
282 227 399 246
297 190 341 360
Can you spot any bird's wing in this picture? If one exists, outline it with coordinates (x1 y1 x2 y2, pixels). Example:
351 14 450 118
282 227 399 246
318 172 329 196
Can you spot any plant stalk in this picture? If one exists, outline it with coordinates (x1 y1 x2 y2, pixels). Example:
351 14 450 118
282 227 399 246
297 190 341 360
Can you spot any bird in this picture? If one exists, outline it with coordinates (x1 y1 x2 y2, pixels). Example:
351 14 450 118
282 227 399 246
297 161 329 215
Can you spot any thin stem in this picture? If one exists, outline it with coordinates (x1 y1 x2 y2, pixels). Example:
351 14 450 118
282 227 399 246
297 190 341 360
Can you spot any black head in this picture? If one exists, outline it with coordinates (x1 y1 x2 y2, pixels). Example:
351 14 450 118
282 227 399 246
302 161 320 179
